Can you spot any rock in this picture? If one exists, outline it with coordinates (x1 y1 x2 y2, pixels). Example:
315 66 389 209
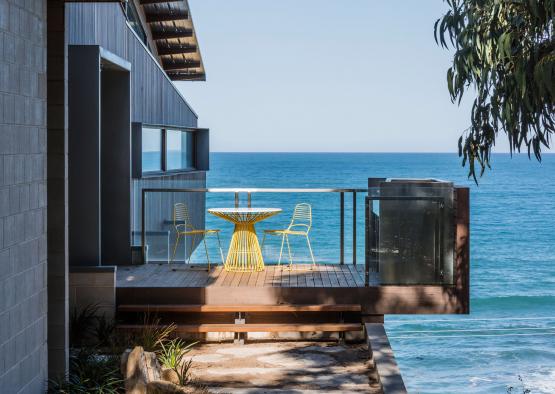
122 346 162 393
160 368 180 385
146 380 190 393
121 347 205 393
121 349 132 376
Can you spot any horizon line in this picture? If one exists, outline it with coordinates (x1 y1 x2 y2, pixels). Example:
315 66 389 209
209 151 555 154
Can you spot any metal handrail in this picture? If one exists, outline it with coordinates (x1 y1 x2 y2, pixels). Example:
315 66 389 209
141 187 367 266
141 188 367 193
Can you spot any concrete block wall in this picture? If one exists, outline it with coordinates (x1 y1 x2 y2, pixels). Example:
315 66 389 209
0 0 48 392
69 266 117 321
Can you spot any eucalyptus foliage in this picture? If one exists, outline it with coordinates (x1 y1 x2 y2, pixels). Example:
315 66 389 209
435 0 555 179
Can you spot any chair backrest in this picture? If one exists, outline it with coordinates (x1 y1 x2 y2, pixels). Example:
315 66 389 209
288 203 312 233
174 203 194 231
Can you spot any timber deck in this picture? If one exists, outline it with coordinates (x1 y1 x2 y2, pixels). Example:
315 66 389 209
117 263 378 288
115 262 465 315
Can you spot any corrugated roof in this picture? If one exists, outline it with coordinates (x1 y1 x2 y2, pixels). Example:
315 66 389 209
139 0 205 81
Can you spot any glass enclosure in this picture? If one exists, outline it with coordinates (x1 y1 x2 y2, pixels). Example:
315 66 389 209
367 179 455 285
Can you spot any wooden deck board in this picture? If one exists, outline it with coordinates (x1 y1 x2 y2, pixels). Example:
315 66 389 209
116 263 368 289
349 265 365 287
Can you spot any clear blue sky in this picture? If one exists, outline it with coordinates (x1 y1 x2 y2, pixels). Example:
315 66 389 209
177 1 492 153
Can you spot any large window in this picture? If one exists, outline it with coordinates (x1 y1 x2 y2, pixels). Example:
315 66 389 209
166 129 194 171
140 126 196 174
142 128 162 172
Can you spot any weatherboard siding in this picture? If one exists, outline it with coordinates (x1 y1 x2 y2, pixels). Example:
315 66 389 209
66 2 198 128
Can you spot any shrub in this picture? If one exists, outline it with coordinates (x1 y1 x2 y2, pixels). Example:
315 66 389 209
70 304 100 347
48 348 123 393
131 314 176 352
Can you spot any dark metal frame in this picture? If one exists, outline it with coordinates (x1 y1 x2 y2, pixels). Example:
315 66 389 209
139 124 200 176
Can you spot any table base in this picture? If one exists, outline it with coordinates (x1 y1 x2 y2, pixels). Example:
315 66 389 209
224 223 265 272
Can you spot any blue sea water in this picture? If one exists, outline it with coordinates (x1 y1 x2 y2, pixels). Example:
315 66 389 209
205 152 555 394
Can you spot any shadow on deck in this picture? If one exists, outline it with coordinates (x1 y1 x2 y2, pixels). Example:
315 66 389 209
117 263 379 289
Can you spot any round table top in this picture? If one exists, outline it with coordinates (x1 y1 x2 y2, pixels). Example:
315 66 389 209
208 207 282 223
208 207 282 214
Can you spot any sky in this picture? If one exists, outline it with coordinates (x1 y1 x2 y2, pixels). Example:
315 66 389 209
176 1 503 153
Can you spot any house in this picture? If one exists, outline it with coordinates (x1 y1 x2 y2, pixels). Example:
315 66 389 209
0 0 469 391
0 0 209 389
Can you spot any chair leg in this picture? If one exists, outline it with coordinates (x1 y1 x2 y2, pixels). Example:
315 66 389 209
202 235 210 271
285 235 293 267
306 235 316 267
216 233 225 265
171 233 181 263
278 233 285 266
187 234 196 265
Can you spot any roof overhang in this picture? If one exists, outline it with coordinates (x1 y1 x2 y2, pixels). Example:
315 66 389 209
139 0 206 81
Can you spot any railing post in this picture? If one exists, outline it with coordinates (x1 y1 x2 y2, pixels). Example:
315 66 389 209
340 192 344 264
247 192 251 208
353 191 357 265
365 196 370 286
141 189 146 264
234 192 239 208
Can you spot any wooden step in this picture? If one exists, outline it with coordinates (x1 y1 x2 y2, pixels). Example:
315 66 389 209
117 323 362 333
117 304 362 313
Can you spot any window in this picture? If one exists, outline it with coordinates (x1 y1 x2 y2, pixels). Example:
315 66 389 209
142 128 162 172
124 1 149 47
137 125 197 175
166 129 194 171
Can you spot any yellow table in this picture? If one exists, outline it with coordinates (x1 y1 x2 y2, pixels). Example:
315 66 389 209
208 208 281 272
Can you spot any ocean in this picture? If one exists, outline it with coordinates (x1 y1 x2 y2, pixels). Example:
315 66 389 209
205 152 555 394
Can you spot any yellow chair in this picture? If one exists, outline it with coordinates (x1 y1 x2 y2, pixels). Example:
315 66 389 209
171 203 224 269
262 203 316 268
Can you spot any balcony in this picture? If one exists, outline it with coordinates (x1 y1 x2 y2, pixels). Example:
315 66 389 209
118 179 469 316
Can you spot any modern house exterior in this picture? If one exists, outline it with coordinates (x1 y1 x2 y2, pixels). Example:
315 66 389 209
1 0 209 390
0 1 470 392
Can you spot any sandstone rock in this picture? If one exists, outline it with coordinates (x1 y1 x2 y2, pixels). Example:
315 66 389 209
146 380 189 393
160 368 180 385
121 349 132 376
122 346 162 394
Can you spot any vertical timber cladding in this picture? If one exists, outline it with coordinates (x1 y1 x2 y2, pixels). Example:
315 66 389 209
66 2 205 265
65 2 198 126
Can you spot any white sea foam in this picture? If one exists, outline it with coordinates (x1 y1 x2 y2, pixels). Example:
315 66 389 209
524 368 555 394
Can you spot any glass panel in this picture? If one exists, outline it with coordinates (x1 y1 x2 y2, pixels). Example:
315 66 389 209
166 129 194 170
125 2 148 46
368 179 455 285
142 127 162 172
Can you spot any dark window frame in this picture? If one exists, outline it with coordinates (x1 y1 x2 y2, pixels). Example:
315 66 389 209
140 125 198 177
